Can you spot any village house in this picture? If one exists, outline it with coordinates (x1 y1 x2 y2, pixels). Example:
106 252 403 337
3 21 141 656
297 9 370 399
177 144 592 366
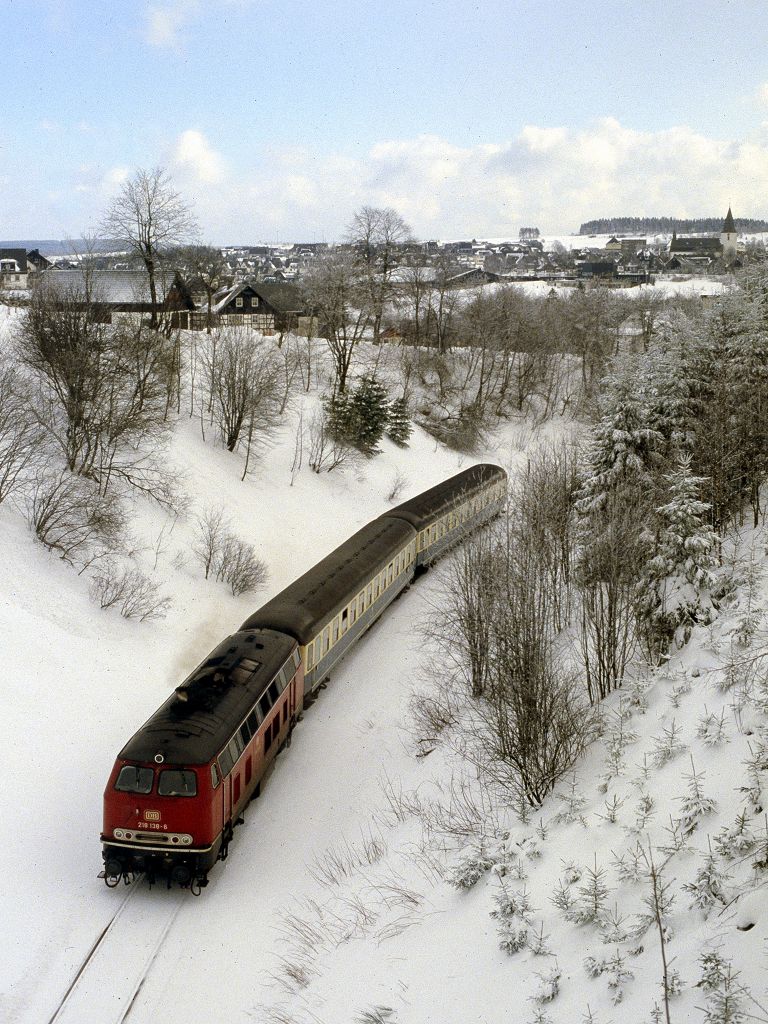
209 280 309 333
37 268 195 326
0 249 29 289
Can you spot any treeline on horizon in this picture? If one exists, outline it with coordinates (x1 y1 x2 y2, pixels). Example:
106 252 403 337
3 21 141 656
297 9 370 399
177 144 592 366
579 216 768 235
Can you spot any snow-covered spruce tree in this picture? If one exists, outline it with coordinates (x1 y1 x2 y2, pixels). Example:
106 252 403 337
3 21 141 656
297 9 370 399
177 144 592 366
349 374 390 456
385 395 412 446
637 453 718 659
677 758 717 835
683 848 728 915
575 371 661 700
326 374 390 457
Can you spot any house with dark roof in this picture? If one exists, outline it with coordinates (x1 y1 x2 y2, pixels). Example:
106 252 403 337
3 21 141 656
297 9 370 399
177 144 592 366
210 280 308 333
0 249 28 289
39 269 195 326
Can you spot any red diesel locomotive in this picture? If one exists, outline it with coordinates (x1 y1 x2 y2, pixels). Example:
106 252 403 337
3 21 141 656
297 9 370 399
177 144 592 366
101 464 507 891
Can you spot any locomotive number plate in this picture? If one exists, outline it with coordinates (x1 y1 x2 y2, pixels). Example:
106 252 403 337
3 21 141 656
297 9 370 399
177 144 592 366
144 809 161 821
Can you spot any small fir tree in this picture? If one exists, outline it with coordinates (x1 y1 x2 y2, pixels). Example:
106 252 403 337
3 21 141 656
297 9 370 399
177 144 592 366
385 395 412 446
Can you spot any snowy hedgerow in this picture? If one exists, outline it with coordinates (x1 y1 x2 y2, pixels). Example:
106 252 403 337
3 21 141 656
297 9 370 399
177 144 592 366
444 841 493 889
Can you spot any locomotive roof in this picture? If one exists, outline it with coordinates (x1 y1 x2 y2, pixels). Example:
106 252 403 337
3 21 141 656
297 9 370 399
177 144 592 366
383 463 506 530
240 517 415 645
119 628 296 765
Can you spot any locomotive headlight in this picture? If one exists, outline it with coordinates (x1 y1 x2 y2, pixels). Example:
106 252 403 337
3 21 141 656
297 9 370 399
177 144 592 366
113 828 125 840
181 835 193 846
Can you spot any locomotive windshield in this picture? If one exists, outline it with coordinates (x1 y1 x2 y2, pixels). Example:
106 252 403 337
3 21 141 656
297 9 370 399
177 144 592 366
115 765 154 794
158 770 197 797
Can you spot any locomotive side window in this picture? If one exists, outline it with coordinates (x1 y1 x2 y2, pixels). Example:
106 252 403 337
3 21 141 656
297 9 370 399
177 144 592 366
158 770 197 797
211 762 221 789
115 765 154 794
240 721 251 746
268 680 280 704
219 747 234 777
259 692 272 717
246 708 262 734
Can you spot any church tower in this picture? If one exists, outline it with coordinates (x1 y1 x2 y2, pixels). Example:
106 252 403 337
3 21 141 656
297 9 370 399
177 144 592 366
721 206 738 263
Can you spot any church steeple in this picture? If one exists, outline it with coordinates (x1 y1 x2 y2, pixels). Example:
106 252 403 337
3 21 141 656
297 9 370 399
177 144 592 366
721 206 737 263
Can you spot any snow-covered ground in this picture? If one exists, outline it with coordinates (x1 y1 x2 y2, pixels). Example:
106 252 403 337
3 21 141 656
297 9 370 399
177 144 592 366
1 303 767 1023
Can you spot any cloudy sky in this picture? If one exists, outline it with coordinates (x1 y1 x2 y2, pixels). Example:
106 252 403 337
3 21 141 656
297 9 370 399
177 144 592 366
3 0 768 242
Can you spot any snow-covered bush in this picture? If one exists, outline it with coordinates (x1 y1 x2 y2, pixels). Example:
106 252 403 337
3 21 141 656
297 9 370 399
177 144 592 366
444 841 493 889
713 811 756 859
677 761 717 835
683 851 728 914
214 535 269 596
531 965 561 1003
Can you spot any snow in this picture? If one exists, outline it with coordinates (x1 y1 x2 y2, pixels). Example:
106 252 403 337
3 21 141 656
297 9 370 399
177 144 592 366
1 305 768 1023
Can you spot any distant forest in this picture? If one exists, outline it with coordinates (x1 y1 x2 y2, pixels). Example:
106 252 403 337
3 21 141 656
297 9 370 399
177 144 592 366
579 217 768 235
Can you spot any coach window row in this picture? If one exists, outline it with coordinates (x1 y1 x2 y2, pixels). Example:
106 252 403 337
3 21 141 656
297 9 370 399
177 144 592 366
215 656 296 780
417 481 503 552
304 541 416 672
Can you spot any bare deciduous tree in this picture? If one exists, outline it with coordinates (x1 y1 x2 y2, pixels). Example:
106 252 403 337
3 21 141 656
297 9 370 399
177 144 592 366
192 504 230 579
347 205 412 345
0 364 46 504
302 250 370 393
18 277 177 504
200 327 282 467
101 167 197 329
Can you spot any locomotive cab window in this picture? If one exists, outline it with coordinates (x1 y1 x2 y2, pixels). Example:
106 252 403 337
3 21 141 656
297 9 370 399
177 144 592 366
115 765 154 794
158 769 197 797
211 762 221 789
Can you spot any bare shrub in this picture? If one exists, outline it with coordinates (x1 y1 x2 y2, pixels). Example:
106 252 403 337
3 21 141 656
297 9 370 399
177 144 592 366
421 458 594 806
25 471 124 567
387 469 408 503
90 562 171 621
0 365 46 504
192 504 230 579
214 535 268 596
307 408 357 473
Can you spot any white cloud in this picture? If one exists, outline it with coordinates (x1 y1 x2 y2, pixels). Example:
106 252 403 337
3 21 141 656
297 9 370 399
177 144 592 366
219 119 768 240
144 2 197 49
173 130 226 183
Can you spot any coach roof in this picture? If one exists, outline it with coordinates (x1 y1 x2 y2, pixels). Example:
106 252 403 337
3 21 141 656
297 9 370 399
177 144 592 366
240 517 415 645
382 464 506 531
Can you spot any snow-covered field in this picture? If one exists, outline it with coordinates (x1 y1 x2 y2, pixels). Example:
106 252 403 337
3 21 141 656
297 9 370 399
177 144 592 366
1 301 767 1023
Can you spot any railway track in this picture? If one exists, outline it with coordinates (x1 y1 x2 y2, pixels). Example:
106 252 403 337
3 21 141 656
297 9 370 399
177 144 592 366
46 878 185 1024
